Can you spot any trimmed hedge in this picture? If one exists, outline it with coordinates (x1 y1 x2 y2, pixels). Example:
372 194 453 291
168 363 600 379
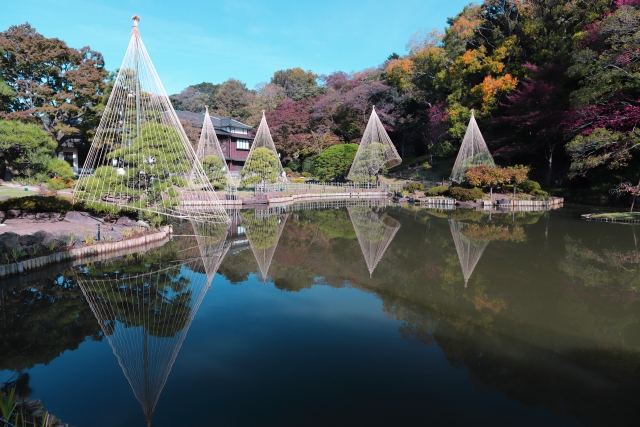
425 186 449 196
0 195 75 213
403 182 424 193
449 187 485 202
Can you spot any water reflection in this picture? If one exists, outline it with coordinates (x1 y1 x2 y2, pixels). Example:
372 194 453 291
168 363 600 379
76 220 229 426
449 219 489 287
348 206 400 277
5 204 640 426
241 208 289 283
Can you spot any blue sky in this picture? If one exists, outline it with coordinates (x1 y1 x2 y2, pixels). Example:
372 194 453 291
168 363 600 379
2 0 471 95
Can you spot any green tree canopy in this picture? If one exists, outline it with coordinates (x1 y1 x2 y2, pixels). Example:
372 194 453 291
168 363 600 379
0 119 56 179
314 143 358 181
241 147 280 186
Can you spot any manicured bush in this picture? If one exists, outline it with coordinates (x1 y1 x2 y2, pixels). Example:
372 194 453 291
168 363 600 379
47 158 75 180
403 182 424 193
520 179 541 193
301 172 312 178
291 178 305 183
449 186 485 202
0 195 75 213
314 144 358 181
283 167 292 173
425 185 449 196
532 189 548 196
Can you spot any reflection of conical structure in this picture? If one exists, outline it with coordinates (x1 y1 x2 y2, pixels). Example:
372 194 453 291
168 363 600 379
347 107 401 183
74 16 228 222
77 224 228 425
450 110 495 183
449 219 490 287
348 206 400 276
189 220 231 287
241 210 289 283
195 106 235 188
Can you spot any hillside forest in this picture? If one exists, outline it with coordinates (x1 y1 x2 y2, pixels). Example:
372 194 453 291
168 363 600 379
2 0 640 200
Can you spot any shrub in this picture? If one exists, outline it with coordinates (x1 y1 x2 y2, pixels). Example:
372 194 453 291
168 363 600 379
48 158 75 180
288 158 301 172
291 178 305 183
314 144 358 181
403 182 424 193
302 157 316 174
283 167 292 173
449 187 484 202
46 178 66 191
519 179 541 193
532 189 548 196
0 195 75 213
301 172 312 178
425 185 449 196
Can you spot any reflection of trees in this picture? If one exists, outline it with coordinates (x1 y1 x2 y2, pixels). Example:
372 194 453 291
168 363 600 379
218 206 640 426
449 220 490 287
559 236 640 291
0 275 102 372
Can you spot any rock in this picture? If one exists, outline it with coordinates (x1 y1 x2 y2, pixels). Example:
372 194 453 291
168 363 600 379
116 216 137 227
20 212 36 219
136 220 150 229
18 234 38 246
41 231 58 246
31 409 44 417
50 213 61 220
0 211 5 220
6 209 21 218
103 229 125 242
0 240 5 253
63 211 102 225
0 232 19 249
35 212 51 220
33 230 51 244
497 198 510 205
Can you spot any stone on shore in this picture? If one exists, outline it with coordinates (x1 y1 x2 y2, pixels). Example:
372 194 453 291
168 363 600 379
63 211 103 225
116 216 137 227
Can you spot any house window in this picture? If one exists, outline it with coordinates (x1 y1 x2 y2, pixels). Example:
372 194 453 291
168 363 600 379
237 226 246 235
63 152 74 167
236 139 250 150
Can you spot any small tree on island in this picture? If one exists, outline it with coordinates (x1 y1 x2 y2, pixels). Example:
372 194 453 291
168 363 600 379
464 165 530 198
240 147 280 187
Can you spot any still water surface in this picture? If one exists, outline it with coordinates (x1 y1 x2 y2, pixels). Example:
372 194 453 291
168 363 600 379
1 204 639 427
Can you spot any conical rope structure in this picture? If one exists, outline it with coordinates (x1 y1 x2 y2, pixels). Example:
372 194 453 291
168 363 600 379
240 112 286 187
450 110 496 183
241 210 289 283
195 106 236 188
74 16 228 223
448 219 490 287
76 225 229 426
348 206 401 277
347 107 401 183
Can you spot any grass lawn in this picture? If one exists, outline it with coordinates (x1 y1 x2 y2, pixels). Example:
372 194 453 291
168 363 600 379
0 187 38 198
591 212 640 220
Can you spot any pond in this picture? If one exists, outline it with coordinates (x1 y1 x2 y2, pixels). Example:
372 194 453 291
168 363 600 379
1 203 640 427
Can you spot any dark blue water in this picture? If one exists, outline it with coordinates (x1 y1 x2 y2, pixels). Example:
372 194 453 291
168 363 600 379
2 205 639 427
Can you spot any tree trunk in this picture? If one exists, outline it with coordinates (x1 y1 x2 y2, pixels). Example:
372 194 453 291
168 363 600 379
546 145 555 187
631 179 640 212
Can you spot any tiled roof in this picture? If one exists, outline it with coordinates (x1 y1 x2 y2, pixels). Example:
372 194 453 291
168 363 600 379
175 110 253 130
